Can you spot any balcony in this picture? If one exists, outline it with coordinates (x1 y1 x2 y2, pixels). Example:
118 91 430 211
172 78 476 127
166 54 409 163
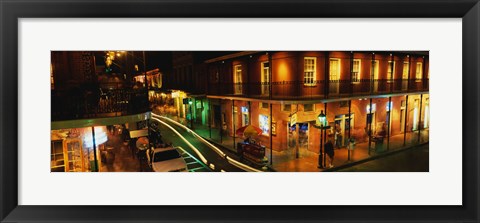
52 85 150 121
207 78 429 100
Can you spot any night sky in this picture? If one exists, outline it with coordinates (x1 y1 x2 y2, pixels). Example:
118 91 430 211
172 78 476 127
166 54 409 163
95 51 238 74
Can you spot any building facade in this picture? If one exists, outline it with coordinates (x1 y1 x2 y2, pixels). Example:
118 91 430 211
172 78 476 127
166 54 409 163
202 51 429 159
50 51 151 172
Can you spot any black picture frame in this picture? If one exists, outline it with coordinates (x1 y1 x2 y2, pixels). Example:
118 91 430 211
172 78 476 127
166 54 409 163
1 0 478 222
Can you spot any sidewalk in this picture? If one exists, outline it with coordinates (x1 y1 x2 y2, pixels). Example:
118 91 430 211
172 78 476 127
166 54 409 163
154 110 429 172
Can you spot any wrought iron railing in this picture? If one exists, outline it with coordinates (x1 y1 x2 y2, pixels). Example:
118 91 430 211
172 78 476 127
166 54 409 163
52 86 150 121
207 78 428 99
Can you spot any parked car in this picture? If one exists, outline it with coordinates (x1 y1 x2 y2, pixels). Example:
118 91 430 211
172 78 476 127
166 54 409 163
147 147 188 172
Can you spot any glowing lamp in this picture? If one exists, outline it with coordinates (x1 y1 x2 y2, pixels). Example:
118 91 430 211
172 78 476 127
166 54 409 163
317 110 327 127
83 127 108 148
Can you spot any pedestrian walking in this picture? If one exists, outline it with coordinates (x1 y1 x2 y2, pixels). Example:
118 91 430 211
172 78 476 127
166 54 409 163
335 123 342 149
325 136 335 168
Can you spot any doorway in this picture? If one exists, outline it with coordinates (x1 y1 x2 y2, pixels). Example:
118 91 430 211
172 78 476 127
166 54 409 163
413 99 419 131
241 106 249 126
424 98 429 128
287 122 309 156
334 114 354 147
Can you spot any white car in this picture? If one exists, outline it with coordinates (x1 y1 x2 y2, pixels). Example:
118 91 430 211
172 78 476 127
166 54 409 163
147 147 188 172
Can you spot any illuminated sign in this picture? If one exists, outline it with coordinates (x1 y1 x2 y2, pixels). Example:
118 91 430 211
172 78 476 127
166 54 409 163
366 104 376 113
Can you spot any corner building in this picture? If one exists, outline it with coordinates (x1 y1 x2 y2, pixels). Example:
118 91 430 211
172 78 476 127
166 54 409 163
203 51 429 163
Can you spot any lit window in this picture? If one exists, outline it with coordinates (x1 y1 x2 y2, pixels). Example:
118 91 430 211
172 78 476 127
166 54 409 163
304 57 316 86
387 61 395 82
402 62 409 79
330 58 340 81
261 62 270 95
352 59 361 82
304 104 314 112
234 65 242 94
50 64 54 90
416 62 423 81
259 114 270 135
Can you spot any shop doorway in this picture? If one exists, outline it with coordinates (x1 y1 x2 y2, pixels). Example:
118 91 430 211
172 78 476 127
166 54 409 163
400 100 406 132
241 106 249 126
413 99 419 131
424 98 429 128
366 112 376 136
287 122 309 156
334 114 354 147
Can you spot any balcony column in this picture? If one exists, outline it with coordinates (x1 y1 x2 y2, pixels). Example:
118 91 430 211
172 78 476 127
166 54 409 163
220 100 223 143
368 98 373 155
323 103 327 167
232 99 236 151
91 126 99 172
269 103 273 165
387 96 392 151
208 98 212 138
324 52 330 99
348 100 352 161
370 52 376 94
407 55 412 91
418 94 423 143
268 52 272 100
349 51 354 95
403 95 409 146
422 56 427 90
390 53 394 92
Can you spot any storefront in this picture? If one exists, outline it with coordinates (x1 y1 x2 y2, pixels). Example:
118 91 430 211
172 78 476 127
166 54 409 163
51 126 108 172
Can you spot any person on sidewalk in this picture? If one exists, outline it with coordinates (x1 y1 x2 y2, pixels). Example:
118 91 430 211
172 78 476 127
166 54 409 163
335 123 343 149
325 136 335 168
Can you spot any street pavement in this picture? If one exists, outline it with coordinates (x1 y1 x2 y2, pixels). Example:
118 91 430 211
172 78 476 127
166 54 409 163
153 117 246 172
337 143 429 172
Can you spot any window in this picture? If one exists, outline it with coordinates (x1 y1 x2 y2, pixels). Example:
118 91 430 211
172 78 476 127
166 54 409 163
352 59 361 82
50 64 54 90
387 61 395 82
261 62 270 95
259 114 270 135
402 62 409 79
304 103 314 112
260 102 269 109
282 104 292 112
330 58 340 81
304 57 316 86
416 62 423 81
234 65 242 94
372 60 379 79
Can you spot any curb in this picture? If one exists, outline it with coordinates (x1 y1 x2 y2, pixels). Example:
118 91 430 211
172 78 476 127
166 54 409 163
323 142 429 172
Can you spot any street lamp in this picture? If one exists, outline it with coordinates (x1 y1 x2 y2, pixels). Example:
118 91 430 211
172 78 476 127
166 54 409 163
317 110 328 169
189 99 194 130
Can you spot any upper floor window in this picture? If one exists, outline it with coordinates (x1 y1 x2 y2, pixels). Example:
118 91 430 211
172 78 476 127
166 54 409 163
416 62 423 81
304 57 316 86
234 65 243 94
261 62 270 95
352 59 361 83
402 62 409 79
260 102 269 109
282 104 292 112
330 58 341 81
50 64 54 90
387 61 395 82
371 60 379 79
304 103 315 112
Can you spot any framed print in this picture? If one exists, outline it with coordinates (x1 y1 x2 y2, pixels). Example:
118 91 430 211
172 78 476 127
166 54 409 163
1 0 479 222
